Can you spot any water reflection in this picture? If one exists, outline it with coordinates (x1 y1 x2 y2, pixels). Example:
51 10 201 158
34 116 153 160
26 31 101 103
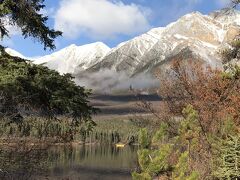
39 145 138 180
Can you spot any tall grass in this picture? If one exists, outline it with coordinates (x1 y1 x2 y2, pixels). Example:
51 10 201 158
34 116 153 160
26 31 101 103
0 117 157 144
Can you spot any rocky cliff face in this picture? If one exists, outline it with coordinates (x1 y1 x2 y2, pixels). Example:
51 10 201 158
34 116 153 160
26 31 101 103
89 9 240 77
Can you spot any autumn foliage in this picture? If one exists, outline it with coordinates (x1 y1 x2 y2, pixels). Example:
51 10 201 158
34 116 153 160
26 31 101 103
158 60 240 135
134 58 240 179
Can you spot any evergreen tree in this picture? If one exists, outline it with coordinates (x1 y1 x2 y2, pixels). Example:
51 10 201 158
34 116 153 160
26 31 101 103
152 123 169 145
0 1 99 131
133 126 173 179
132 144 172 180
178 105 202 159
133 106 203 179
232 0 240 8
214 136 240 179
0 48 97 126
0 0 62 49
173 152 199 180
138 128 150 149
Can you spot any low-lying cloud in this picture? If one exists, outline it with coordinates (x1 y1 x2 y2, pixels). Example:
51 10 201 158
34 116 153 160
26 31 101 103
74 69 159 93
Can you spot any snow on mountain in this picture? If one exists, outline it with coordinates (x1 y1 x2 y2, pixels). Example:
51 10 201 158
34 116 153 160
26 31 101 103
5 48 26 59
210 8 240 26
88 27 164 75
33 42 110 74
89 10 240 76
4 9 240 91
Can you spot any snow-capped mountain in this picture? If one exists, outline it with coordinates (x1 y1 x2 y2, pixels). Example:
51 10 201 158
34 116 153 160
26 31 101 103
5 9 240 91
210 8 240 25
89 9 240 76
87 27 163 75
34 42 110 74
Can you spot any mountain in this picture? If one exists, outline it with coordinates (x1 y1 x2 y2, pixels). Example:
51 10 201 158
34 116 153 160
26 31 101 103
5 9 240 91
89 9 240 76
87 27 163 75
34 42 110 74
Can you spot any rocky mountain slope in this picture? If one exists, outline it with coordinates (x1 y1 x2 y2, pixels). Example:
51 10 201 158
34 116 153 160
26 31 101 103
5 9 240 91
33 42 110 74
89 9 240 76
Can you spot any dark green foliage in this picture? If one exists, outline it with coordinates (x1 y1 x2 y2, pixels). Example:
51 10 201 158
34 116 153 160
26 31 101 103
232 0 240 8
0 0 62 50
0 49 97 126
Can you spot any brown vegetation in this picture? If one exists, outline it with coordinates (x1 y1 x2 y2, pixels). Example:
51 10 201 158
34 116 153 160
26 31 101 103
135 57 240 179
157 59 240 133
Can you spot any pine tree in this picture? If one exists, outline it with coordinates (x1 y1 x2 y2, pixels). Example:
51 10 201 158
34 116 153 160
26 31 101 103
173 152 199 180
0 0 62 50
214 136 240 179
178 105 202 162
132 144 172 179
138 128 150 149
133 126 172 179
0 51 97 126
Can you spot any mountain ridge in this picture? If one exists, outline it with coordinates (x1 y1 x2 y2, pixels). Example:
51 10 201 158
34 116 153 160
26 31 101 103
5 9 240 91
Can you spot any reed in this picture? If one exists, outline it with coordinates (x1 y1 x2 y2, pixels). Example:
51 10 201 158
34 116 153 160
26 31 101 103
0 117 156 144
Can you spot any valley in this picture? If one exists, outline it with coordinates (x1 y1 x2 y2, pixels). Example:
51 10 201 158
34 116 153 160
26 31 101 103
1 3 240 179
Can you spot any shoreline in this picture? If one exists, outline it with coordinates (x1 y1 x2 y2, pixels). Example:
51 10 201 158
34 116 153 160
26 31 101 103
0 138 139 148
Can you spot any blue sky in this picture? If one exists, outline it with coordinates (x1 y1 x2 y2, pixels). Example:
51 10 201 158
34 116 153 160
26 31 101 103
2 0 232 57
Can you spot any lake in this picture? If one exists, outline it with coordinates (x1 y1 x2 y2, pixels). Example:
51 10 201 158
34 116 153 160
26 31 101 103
35 144 138 180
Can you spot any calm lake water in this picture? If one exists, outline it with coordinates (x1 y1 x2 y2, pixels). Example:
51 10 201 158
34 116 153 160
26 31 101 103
36 145 138 180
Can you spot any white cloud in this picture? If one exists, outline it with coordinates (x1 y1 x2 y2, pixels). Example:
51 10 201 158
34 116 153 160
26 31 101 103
54 0 151 39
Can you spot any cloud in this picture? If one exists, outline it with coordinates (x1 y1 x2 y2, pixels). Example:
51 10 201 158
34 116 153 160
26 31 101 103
54 0 151 39
74 69 159 93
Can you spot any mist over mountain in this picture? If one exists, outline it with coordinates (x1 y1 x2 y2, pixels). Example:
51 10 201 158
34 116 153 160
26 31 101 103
6 9 240 93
